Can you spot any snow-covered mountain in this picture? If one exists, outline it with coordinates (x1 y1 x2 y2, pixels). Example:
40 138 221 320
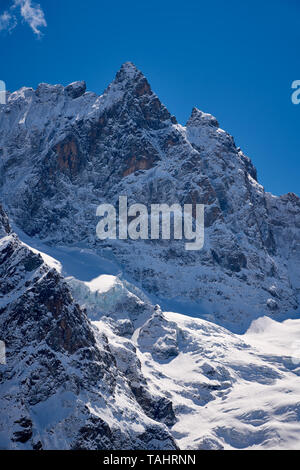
0 62 299 329
1 207 300 450
0 206 177 450
1 63 300 450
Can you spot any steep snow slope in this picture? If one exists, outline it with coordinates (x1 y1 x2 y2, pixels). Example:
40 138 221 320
67 261 300 450
2 207 300 450
71 270 300 450
0 62 299 327
0 206 178 450
136 311 300 449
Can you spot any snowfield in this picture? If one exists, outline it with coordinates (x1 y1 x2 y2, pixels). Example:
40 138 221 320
136 312 300 449
92 306 300 449
9 231 300 450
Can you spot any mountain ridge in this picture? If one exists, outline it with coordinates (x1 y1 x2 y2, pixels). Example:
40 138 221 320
0 204 178 450
0 62 299 329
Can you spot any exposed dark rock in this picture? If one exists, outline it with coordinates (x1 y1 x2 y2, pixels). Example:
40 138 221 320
65 81 86 99
72 416 113 450
0 203 10 236
130 384 176 427
12 418 33 443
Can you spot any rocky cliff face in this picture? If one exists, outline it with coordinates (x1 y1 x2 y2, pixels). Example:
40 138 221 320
0 62 299 328
0 205 177 449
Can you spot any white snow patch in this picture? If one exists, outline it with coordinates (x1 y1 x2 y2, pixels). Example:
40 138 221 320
84 274 117 293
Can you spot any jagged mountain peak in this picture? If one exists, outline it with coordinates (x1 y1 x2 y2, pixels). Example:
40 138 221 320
117 61 141 78
7 80 87 107
96 61 175 127
187 106 219 128
107 61 153 98
280 192 300 203
35 80 87 101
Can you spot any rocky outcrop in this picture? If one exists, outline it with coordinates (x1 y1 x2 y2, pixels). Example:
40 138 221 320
65 81 86 99
0 204 10 237
0 206 177 449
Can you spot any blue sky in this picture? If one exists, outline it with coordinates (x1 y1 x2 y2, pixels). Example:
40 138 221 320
0 0 299 196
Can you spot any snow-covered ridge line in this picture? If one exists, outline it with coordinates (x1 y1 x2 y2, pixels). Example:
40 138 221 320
0 62 299 329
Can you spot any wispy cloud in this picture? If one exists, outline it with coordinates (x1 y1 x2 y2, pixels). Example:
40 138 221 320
15 0 47 37
0 11 17 33
0 0 47 37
